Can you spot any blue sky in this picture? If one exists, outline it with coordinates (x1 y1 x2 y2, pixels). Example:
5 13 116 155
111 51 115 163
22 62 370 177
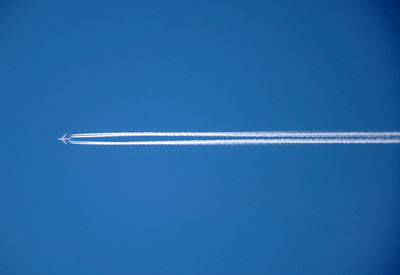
0 1 399 274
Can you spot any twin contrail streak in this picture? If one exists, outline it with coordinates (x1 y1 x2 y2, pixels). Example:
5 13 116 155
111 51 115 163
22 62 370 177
61 131 400 146
70 131 400 138
68 138 400 146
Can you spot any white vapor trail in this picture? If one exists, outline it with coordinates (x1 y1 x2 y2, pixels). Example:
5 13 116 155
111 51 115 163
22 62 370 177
68 138 400 146
70 131 400 138
63 131 400 146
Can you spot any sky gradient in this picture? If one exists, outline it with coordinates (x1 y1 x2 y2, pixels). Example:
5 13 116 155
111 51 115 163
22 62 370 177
0 1 399 274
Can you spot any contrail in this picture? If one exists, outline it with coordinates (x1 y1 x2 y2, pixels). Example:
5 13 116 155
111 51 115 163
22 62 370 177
70 131 400 138
62 131 400 146
68 138 400 146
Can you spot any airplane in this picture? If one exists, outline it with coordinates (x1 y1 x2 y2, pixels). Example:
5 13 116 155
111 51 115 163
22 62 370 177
58 133 70 144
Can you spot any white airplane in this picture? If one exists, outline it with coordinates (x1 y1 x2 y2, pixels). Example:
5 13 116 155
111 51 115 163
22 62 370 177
58 133 70 144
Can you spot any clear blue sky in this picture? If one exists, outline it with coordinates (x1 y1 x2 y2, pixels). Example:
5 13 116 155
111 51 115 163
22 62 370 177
1 1 399 274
